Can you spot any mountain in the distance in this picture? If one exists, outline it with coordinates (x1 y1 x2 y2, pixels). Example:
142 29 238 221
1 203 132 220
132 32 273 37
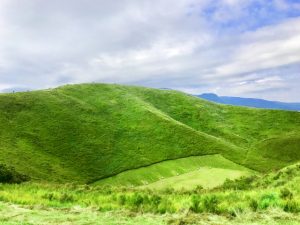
198 93 300 111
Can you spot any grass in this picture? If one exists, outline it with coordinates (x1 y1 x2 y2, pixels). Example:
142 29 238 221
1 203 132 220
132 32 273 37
95 154 253 189
0 202 165 225
143 167 251 190
0 83 299 184
0 202 299 225
0 162 299 224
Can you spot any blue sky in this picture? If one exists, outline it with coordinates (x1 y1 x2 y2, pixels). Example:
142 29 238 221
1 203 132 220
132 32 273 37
202 0 300 32
0 0 299 101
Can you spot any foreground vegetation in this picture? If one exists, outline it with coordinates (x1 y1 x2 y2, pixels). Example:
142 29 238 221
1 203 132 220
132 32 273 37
0 202 299 225
0 163 299 224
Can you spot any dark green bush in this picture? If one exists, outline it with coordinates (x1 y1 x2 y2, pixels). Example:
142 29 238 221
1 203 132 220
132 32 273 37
0 164 28 184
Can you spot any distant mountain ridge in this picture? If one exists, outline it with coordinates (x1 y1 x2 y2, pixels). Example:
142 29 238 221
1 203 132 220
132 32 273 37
198 93 300 111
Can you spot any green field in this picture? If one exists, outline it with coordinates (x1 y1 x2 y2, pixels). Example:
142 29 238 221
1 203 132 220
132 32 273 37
95 154 253 189
0 83 299 224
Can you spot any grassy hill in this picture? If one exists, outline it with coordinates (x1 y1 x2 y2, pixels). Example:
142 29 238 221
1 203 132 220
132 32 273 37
0 83 299 184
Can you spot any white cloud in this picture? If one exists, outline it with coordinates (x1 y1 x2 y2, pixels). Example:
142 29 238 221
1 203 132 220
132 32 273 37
215 18 300 77
0 0 299 101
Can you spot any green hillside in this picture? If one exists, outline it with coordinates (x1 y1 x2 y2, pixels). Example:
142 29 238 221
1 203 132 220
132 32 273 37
0 83 299 183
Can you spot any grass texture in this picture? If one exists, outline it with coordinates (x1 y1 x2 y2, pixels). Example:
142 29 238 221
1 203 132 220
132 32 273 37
95 154 253 189
0 163 299 225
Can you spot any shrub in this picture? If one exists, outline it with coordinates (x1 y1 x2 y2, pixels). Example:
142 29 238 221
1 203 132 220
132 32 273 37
0 164 28 184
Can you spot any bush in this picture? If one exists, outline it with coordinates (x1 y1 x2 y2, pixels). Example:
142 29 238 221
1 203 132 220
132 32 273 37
0 164 28 184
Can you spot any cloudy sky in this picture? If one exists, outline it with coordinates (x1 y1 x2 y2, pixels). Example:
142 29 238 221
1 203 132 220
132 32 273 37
0 0 300 101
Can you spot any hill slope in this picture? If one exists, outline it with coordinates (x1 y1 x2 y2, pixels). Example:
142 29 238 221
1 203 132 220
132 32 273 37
0 83 299 183
198 93 300 111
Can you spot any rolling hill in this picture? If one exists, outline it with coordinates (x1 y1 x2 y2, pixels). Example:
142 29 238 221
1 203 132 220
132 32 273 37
0 83 299 185
198 93 300 111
